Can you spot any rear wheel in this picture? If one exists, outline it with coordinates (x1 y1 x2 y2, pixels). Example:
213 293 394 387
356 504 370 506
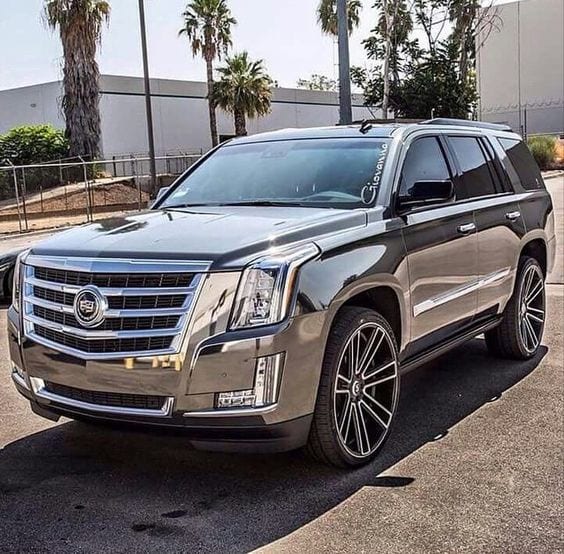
485 256 546 360
307 307 400 468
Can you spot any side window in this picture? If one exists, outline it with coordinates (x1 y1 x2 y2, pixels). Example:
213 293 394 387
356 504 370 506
399 137 451 201
449 136 499 200
498 138 544 190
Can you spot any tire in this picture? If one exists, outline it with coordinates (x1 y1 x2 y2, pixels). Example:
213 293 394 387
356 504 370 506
485 256 546 360
306 307 400 468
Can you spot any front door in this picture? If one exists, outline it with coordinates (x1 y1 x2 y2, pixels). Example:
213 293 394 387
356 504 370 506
398 135 479 353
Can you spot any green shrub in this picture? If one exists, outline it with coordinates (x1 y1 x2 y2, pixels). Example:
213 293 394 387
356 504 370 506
0 125 71 201
527 135 556 170
0 124 69 166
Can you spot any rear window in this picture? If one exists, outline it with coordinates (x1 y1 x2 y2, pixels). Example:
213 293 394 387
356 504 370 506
498 138 544 190
449 136 500 199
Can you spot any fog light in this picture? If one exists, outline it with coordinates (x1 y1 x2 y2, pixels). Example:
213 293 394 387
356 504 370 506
216 353 284 410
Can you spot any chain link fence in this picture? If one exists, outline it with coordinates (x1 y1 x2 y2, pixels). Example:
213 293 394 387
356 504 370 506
0 153 201 235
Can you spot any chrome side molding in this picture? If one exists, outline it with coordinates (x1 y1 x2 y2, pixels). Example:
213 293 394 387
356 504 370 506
414 267 511 317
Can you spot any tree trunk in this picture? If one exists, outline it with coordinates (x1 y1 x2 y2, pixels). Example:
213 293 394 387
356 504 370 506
60 19 101 159
234 108 247 136
206 58 219 147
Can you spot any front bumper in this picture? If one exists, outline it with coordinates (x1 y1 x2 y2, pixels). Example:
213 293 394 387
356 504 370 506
8 281 327 452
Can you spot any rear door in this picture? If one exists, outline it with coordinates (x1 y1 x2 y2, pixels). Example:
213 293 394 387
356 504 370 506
399 134 479 353
445 134 526 319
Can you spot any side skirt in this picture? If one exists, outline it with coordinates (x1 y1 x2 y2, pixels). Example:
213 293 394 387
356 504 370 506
400 316 502 374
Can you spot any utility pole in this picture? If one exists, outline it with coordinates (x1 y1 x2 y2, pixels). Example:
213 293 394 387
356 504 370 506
337 0 352 125
138 0 157 193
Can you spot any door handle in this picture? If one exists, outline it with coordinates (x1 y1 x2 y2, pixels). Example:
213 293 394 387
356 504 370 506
505 211 521 221
457 223 476 235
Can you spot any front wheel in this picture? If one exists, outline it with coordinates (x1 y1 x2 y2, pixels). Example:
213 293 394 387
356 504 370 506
307 307 400 468
485 256 546 360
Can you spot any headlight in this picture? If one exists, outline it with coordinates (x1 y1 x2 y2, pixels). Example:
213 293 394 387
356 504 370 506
12 250 30 313
230 243 319 329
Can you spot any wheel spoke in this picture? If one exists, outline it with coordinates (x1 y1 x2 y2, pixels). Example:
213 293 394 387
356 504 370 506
527 312 544 325
364 373 397 389
520 318 530 350
357 403 372 455
528 306 545 316
363 390 392 418
523 267 535 298
359 399 388 430
363 360 396 383
351 404 367 455
357 328 384 376
524 316 538 349
339 396 353 441
526 279 543 304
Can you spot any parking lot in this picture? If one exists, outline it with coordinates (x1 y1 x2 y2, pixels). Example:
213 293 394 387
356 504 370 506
0 176 562 553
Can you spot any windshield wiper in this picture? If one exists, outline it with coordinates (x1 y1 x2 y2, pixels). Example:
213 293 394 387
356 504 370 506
162 200 309 209
218 200 307 207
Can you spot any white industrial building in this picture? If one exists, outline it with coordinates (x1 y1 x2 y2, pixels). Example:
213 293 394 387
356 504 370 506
477 0 564 136
0 75 373 158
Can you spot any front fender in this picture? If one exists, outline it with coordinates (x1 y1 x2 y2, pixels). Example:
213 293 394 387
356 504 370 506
296 226 410 354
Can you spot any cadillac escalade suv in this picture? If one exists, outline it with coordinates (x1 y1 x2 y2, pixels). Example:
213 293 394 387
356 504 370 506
8 119 555 468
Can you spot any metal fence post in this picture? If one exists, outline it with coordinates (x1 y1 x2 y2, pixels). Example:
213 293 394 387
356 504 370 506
79 156 92 222
20 167 29 231
7 161 23 233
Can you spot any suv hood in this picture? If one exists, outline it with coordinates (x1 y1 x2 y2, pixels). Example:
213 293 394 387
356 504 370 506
31 206 373 269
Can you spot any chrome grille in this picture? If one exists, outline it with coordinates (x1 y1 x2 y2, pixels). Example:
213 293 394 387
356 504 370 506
33 305 181 331
22 255 209 360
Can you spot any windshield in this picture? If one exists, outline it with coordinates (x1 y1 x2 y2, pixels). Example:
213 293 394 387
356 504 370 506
159 138 391 210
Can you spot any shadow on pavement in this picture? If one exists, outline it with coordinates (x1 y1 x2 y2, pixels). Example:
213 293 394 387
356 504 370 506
0 339 548 553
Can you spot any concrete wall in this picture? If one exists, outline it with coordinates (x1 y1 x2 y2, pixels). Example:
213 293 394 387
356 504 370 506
0 75 373 159
0 81 64 134
477 0 564 135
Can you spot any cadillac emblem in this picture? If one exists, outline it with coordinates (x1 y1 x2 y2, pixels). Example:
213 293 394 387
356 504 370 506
73 285 107 328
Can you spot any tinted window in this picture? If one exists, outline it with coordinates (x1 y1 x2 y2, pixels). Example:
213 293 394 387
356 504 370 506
399 137 451 201
498 138 543 190
449 136 499 199
159 138 391 210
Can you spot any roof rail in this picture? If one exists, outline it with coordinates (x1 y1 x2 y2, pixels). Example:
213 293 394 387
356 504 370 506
419 118 513 132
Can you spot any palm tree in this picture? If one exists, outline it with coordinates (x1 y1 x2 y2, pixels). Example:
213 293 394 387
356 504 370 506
44 0 110 158
179 0 236 147
317 0 362 36
213 52 272 137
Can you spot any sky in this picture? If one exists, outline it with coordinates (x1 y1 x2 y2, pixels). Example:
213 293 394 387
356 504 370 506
0 0 517 91
0 0 375 91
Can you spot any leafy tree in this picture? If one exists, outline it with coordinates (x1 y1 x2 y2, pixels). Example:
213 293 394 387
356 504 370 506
317 0 362 36
44 0 110 159
297 74 337 91
394 43 478 118
354 0 496 119
213 52 272 137
179 0 237 147
362 0 415 117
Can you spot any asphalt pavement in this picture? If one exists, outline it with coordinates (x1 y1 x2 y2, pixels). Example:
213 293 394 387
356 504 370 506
0 176 562 553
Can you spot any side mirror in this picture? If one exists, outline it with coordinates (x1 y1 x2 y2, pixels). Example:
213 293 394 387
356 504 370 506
151 186 171 208
397 179 454 211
